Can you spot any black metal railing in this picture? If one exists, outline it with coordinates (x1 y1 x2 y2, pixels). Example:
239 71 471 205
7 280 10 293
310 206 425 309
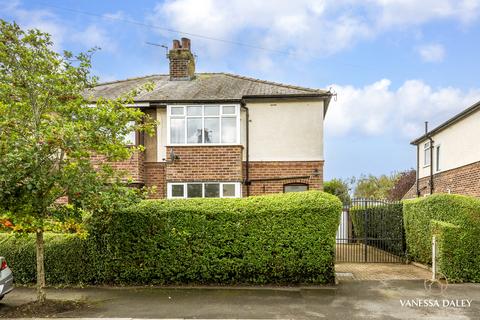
335 198 406 263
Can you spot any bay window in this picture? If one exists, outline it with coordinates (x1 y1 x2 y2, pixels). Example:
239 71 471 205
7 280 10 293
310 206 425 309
167 182 241 198
168 105 239 145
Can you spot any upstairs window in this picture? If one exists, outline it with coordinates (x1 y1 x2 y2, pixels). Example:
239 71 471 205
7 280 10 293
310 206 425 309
436 145 441 172
168 105 239 145
124 121 136 145
423 142 431 167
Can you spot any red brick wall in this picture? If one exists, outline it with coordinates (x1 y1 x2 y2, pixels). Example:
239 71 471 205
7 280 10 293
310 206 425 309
90 148 326 199
165 146 243 182
91 152 145 183
404 161 480 198
245 161 324 196
144 162 166 199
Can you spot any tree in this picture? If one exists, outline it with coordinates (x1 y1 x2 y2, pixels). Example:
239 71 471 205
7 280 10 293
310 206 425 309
387 169 416 200
0 20 154 302
353 174 396 199
324 178 352 204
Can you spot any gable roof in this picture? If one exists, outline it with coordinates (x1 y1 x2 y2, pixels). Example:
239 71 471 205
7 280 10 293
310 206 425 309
87 72 331 103
411 100 480 145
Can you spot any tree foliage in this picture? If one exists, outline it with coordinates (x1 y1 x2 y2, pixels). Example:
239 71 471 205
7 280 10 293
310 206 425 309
353 174 396 199
387 169 416 200
323 178 351 204
0 20 154 301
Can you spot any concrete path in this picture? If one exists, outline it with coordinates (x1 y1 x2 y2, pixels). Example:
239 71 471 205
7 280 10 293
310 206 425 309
1 281 479 319
335 263 432 280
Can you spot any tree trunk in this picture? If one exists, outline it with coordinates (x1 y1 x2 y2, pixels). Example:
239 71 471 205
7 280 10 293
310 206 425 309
36 228 46 303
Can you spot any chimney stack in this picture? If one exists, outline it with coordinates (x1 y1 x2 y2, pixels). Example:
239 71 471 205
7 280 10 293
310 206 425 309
168 37 195 80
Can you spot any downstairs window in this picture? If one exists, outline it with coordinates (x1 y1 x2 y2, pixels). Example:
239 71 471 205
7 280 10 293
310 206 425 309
167 182 241 199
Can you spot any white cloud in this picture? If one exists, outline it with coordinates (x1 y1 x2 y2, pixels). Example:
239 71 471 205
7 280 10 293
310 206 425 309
148 0 480 59
2 0 66 51
417 43 445 62
326 79 480 138
72 24 117 52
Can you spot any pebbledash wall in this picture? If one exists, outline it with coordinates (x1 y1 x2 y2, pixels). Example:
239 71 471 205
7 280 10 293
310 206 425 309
108 99 326 199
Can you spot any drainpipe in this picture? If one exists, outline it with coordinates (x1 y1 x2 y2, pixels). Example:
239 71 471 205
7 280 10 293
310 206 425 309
425 122 434 195
240 101 250 196
416 143 420 197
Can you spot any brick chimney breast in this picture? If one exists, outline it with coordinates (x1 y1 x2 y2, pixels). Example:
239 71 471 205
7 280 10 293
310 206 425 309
168 38 195 80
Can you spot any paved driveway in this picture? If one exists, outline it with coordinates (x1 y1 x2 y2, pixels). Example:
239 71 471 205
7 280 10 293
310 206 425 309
336 263 432 281
1 280 479 319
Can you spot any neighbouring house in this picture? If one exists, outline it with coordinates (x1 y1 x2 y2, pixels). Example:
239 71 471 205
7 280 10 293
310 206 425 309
88 38 333 199
404 100 480 198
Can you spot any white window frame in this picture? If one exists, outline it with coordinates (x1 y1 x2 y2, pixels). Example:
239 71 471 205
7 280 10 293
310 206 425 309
423 141 431 167
166 104 241 145
167 182 241 199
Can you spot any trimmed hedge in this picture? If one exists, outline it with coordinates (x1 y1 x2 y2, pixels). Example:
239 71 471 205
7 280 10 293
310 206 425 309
0 191 342 285
403 194 480 282
0 233 91 284
350 203 405 256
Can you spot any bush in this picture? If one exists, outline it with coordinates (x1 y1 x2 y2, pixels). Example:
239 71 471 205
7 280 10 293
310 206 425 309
403 194 480 282
350 202 405 257
0 233 91 284
0 191 342 285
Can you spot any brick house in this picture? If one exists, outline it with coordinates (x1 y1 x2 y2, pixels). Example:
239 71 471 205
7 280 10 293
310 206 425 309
89 38 332 199
404 100 480 198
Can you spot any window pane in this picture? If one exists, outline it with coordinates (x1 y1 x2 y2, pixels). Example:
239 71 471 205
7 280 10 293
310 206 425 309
205 183 220 198
124 121 136 145
221 117 236 143
187 118 203 143
284 184 308 193
222 106 236 114
436 146 440 171
187 184 202 198
170 118 185 144
187 106 202 116
172 185 184 197
171 107 184 115
205 106 220 116
204 118 219 143
222 184 236 197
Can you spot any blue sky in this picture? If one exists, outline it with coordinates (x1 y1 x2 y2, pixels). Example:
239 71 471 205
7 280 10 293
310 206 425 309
2 0 480 180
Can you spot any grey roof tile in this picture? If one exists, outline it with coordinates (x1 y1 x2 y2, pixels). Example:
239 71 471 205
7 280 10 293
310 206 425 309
87 73 329 102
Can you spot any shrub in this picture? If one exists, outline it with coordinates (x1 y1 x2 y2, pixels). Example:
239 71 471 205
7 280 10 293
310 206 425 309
0 233 91 284
350 202 405 257
403 194 480 282
0 191 342 285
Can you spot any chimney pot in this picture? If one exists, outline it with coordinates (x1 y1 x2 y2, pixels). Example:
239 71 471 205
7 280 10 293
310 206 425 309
181 37 191 50
172 39 181 49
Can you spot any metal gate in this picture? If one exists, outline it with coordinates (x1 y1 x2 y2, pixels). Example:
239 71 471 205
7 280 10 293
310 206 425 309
336 198 406 263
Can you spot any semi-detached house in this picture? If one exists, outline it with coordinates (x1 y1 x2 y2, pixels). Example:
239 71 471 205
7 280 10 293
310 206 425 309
405 100 480 198
89 38 333 199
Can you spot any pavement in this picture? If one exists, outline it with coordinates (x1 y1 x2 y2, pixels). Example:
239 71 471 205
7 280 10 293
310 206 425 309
1 280 479 319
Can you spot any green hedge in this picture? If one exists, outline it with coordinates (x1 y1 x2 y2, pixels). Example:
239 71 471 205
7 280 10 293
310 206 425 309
350 203 405 257
0 191 342 285
0 233 91 285
403 194 480 282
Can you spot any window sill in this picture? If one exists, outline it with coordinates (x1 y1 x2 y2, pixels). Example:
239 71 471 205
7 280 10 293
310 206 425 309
166 144 243 147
